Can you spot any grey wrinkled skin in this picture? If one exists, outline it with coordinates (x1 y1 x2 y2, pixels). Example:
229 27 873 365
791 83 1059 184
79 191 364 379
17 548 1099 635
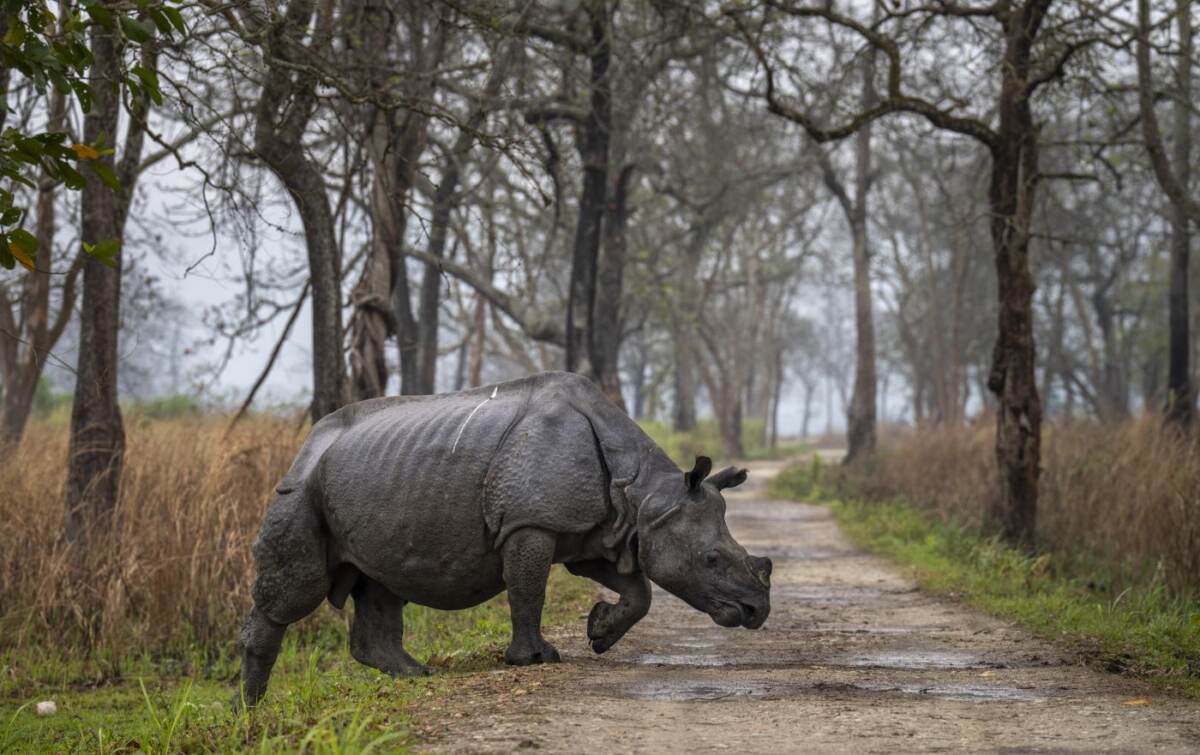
236 371 772 706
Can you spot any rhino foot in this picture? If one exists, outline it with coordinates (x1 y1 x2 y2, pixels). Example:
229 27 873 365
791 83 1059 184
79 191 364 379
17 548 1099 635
505 640 561 666
352 644 435 677
587 601 625 654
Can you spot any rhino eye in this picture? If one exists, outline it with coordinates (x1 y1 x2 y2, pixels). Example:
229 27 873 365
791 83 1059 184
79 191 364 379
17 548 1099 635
704 550 720 567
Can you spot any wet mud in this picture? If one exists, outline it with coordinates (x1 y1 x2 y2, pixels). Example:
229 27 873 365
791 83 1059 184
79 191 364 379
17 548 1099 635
420 459 1200 753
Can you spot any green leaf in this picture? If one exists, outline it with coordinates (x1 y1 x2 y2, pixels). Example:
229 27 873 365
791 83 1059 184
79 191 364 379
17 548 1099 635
119 15 153 44
0 237 14 270
84 3 115 29
1 207 22 225
85 237 120 267
47 69 70 94
3 18 26 47
131 64 161 105
10 227 38 256
71 79 92 113
162 6 186 36
147 8 172 35
59 163 86 190
90 160 120 191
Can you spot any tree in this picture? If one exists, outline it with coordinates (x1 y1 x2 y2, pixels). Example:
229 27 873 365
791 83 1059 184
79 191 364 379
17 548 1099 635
63 15 127 547
734 0 1103 544
1137 0 1197 427
813 42 879 465
237 0 348 419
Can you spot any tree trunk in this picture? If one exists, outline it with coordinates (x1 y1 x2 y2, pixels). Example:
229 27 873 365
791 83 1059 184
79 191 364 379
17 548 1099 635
565 4 610 374
252 0 346 421
349 155 392 401
1093 291 1130 420
717 391 745 459
64 22 125 548
1166 0 1194 425
592 163 633 407
844 215 877 462
800 378 814 439
983 8 1044 546
453 332 468 391
264 150 345 419
672 330 696 431
468 294 487 388
631 342 647 419
842 50 878 465
769 346 784 449
346 0 394 401
415 165 457 395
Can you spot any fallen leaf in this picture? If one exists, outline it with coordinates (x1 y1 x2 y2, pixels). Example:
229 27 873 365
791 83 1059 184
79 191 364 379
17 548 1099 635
1123 698 1151 706
978 671 996 678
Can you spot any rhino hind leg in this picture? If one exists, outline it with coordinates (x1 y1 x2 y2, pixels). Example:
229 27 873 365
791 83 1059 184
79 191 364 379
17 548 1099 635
501 527 561 666
349 577 432 677
565 560 652 653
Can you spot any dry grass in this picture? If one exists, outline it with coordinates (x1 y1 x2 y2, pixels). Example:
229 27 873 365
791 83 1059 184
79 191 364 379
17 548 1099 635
0 416 304 666
860 416 1200 592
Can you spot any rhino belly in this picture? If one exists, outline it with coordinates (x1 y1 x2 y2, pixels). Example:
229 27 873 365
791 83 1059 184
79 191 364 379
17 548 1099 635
323 486 505 609
317 399 512 610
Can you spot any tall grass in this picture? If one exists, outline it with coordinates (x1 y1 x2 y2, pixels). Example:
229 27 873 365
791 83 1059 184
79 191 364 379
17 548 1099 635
855 416 1200 593
0 417 304 668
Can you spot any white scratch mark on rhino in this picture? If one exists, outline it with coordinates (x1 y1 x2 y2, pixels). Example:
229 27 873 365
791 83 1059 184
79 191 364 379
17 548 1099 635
452 386 498 454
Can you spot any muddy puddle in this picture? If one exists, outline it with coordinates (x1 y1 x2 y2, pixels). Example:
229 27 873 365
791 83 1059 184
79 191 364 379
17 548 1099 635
833 651 1002 670
750 545 856 562
776 584 921 605
617 678 1042 704
634 653 740 667
812 622 950 635
857 682 1041 702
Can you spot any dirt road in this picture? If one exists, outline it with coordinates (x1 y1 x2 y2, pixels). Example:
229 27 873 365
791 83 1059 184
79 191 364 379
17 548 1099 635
421 459 1200 753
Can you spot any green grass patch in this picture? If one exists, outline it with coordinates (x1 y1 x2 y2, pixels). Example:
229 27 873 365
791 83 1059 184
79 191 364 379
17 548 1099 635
767 455 840 501
771 459 1200 699
637 417 809 466
1 568 593 753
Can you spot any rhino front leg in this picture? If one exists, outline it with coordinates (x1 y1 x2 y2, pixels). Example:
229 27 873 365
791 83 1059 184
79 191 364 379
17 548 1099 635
565 560 652 653
350 577 432 677
501 527 561 666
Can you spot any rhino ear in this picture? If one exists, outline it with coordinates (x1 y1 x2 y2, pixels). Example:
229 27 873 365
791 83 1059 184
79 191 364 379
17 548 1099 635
685 455 713 491
709 466 748 490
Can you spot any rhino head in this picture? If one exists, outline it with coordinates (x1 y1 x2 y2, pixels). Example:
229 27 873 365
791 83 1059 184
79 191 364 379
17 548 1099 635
635 456 772 629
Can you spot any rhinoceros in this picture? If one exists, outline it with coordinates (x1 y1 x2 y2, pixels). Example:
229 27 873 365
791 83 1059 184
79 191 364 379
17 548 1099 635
237 371 772 704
